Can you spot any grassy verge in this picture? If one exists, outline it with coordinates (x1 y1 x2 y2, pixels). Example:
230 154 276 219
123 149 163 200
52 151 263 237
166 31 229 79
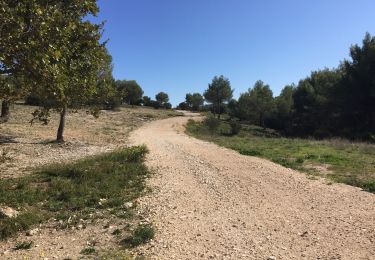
0 146 151 240
186 119 375 192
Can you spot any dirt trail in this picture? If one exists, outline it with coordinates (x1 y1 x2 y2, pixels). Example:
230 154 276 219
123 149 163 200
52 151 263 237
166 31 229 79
130 112 375 260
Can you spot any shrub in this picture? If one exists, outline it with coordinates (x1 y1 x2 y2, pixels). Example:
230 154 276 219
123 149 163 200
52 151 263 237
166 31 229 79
122 224 155 247
204 117 220 134
80 247 96 255
14 241 33 250
229 120 241 135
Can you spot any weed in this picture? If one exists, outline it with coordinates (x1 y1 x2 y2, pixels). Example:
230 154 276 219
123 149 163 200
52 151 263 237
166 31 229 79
229 120 241 136
204 117 220 134
112 228 122 235
122 224 155 247
80 247 96 255
14 241 33 250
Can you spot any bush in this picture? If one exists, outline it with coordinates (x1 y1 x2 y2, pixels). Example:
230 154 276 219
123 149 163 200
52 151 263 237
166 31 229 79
229 120 241 135
14 241 33 250
204 117 220 134
123 224 155 247
25 94 41 106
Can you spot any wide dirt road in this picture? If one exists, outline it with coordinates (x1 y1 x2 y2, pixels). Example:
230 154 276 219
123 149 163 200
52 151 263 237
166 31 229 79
129 113 375 260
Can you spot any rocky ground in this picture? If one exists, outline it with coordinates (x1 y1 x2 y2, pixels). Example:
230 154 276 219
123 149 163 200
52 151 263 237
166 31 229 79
130 113 375 260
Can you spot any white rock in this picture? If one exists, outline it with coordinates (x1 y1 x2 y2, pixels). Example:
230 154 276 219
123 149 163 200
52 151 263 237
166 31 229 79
123 202 134 209
26 228 39 236
0 206 19 218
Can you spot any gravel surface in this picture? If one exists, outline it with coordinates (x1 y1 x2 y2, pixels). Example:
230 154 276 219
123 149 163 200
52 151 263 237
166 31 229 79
130 112 375 260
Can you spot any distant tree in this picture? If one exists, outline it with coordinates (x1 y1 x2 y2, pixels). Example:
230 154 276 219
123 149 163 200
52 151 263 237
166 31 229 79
267 85 294 131
155 92 169 106
150 100 161 109
177 101 190 110
115 80 143 106
0 75 23 121
204 75 233 118
163 102 172 110
238 81 274 128
338 32 375 137
90 50 120 110
143 96 152 107
227 99 239 119
186 93 204 111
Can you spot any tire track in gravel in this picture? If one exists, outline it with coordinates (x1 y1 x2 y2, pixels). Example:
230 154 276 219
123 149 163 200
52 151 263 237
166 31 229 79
129 113 375 260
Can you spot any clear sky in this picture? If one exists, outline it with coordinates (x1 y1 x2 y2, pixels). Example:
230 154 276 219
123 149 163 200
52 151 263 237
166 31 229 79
94 0 375 105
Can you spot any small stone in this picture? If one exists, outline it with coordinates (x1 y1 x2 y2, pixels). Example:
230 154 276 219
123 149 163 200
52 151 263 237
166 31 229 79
123 202 134 209
268 256 276 260
0 206 19 218
26 228 39 236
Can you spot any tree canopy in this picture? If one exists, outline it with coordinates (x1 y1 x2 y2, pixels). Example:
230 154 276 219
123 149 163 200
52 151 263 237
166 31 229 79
186 93 204 111
203 75 233 118
155 92 169 105
115 80 144 105
0 0 110 142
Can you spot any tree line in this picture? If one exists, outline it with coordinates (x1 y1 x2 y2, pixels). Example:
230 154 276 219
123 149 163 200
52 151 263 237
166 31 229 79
183 33 375 140
0 0 172 142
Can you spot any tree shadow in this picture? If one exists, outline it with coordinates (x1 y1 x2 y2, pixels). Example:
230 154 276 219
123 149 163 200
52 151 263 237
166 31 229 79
0 134 19 144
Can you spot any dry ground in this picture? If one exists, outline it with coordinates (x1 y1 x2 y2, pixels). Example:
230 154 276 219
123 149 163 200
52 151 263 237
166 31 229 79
130 113 375 260
1 108 375 259
0 105 180 260
0 104 179 179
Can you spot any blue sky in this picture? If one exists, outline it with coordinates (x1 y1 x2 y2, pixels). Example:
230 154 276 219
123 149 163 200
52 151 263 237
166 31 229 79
94 0 375 105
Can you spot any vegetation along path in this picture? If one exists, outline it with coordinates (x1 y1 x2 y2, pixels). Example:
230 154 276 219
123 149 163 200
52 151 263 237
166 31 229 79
130 112 375 260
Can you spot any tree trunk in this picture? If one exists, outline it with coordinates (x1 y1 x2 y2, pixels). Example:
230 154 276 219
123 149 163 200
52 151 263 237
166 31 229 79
260 113 265 129
217 101 221 119
0 100 10 122
56 104 67 143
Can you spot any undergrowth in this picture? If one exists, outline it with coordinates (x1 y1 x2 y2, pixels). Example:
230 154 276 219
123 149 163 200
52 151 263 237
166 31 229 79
0 146 150 240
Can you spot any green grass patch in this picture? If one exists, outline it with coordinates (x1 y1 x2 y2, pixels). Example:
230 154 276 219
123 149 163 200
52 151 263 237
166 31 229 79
0 146 150 240
80 247 96 255
14 241 33 250
121 224 155 248
186 119 375 193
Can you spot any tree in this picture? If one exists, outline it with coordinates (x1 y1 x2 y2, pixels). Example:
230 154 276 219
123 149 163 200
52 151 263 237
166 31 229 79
90 50 119 110
238 81 274 128
1 0 108 142
267 85 294 131
0 75 23 121
143 96 152 107
338 33 375 137
163 102 172 109
186 93 204 111
203 75 233 118
227 99 239 119
155 92 169 106
115 80 143 106
177 101 190 110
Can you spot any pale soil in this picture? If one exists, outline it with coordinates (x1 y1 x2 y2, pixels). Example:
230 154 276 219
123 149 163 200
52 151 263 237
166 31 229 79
0 104 178 178
130 113 375 260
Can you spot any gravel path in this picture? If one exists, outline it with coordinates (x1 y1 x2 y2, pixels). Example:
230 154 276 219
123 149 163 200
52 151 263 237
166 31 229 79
130 113 375 260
